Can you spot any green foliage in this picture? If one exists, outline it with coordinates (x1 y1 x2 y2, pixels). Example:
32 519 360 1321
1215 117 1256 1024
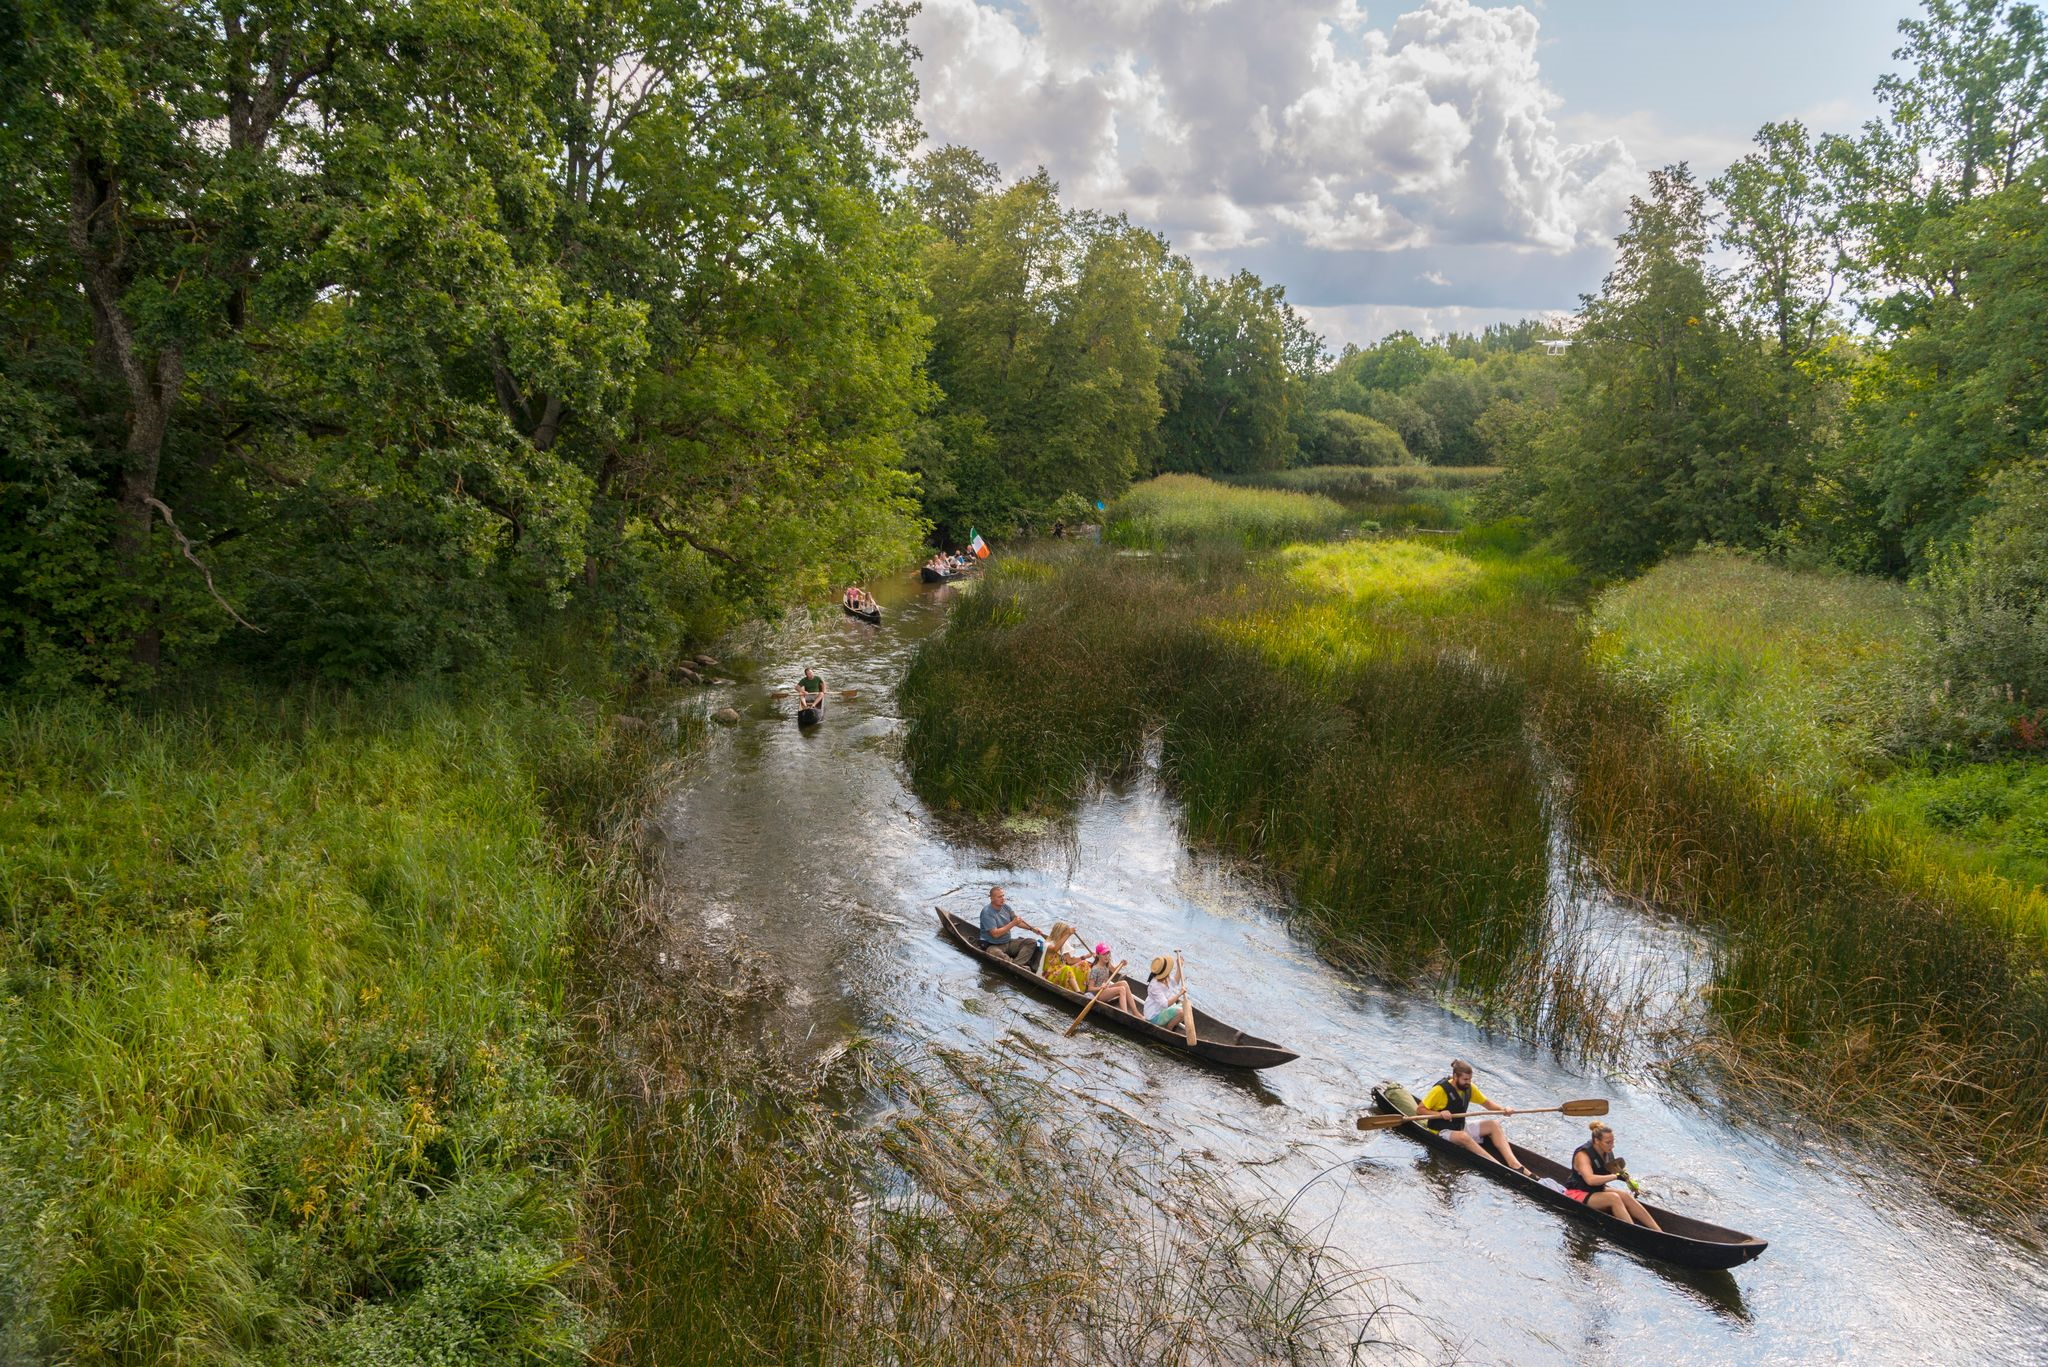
1155 271 1319 475
1917 459 2048 746
1866 760 2048 889
0 684 619 1361
1105 475 1349 549
1495 167 1816 574
917 172 1179 538
1295 410 1414 467
1590 550 1924 793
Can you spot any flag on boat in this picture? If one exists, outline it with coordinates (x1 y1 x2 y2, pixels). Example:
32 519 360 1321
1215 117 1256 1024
969 532 988 559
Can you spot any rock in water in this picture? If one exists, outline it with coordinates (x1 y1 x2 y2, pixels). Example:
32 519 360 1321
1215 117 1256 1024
695 654 720 669
712 707 740 726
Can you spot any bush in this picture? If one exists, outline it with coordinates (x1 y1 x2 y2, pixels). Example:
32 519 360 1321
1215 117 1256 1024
1106 475 1349 549
1918 460 2048 750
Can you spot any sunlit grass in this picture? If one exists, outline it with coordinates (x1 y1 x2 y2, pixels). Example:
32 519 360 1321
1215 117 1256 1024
1106 475 1350 549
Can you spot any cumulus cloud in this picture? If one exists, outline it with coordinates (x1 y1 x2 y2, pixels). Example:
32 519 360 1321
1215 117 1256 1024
909 0 1640 341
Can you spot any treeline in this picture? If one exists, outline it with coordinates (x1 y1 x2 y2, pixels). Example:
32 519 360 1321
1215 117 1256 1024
0 1 1328 693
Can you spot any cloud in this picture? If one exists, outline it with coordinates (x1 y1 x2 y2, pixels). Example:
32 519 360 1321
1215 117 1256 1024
909 0 1640 341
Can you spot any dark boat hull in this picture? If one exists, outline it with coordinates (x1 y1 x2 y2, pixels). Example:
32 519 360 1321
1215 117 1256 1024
1369 1086 1767 1271
920 566 951 583
935 909 1297 1070
797 698 825 727
843 602 882 624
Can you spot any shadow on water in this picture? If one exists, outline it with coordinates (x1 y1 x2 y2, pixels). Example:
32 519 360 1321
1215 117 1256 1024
649 569 2048 1367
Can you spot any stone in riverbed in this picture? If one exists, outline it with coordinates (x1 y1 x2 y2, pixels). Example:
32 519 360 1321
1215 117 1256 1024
712 707 740 725
695 654 720 669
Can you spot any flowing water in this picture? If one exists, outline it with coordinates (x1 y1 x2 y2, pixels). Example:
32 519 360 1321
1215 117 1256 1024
649 576 2048 1366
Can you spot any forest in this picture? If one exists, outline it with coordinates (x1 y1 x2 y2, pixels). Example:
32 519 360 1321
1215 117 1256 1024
3 0 2046 1361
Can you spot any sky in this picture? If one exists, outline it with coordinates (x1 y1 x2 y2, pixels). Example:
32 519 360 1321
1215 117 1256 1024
906 0 1914 349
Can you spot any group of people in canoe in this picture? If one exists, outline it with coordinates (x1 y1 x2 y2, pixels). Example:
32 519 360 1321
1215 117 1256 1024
843 584 877 614
924 551 979 577
977 885 1197 1046
972 885 1665 1234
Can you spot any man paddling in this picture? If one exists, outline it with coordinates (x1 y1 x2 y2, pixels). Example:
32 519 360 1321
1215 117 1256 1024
977 886 1045 969
797 666 826 713
1414 1059 1532 1176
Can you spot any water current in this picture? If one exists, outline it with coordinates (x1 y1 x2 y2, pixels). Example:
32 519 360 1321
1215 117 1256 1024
648 572 2048 1366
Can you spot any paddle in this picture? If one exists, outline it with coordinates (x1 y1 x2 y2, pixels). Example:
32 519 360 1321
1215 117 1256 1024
770 689 861 699
1174 948 1198 1046
1355 1098 1609 1131
1065 959 1128 1037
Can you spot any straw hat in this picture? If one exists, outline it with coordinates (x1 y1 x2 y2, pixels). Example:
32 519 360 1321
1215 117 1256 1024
1150 955 1172 977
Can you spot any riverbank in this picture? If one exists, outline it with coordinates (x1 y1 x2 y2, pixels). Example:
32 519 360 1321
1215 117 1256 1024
899 525 2048 1219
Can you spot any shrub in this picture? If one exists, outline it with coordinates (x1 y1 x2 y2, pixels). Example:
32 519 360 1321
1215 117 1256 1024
1918 459 2048 750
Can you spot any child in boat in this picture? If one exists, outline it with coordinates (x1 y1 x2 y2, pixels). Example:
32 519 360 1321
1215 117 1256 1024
1039 921 1090 992
1083 946 1138 1015
1143 953 1198 1046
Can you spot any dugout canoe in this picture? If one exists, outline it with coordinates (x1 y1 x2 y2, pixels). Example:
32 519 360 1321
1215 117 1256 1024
1368 1085 1767 1271
797 696 826 727
935 908 1298 1070
919 565 952 583
843 601 882 624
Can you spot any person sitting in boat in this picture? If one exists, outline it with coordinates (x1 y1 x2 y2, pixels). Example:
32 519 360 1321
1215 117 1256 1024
844 584 869 611
1083 945 1138 1014
1565 1121 1662 1230
977 885 1045 968
1415 1060 1532 1176
1040 921 1091 991
796 667 825 712
1143 953 1198 1047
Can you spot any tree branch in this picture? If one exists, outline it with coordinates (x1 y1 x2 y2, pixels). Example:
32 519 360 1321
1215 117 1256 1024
142 498 263 631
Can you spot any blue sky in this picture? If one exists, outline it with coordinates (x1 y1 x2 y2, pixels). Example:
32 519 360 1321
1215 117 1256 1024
909 0 1916 347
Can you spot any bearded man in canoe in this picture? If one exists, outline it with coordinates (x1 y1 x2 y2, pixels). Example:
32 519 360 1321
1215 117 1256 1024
1414 1059 1532 1177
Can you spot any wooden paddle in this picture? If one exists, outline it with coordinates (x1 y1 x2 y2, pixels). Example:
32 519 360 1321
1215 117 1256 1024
1065 959 1128 1037
770 689 861 699
1355 1098 1608 1131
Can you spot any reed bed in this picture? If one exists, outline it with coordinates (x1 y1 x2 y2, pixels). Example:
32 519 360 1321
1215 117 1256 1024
1232 466 1503 498
1107 475 1351 549
901 544 2048 1220
573 753 1424 1366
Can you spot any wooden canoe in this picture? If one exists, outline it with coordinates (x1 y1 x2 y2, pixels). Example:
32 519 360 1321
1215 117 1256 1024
1368 1085 1768 1271
935 908 1298 1070
797 696 825 727
919 565 952 583
843 601 882 624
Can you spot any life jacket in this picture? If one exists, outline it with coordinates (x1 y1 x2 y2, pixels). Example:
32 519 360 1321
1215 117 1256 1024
1565 1142 1619 1192
1426 1076 1472 1132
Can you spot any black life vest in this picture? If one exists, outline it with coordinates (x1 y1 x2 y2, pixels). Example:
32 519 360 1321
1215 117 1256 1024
1565 1142 1619 1192
1426 1077 1472 1133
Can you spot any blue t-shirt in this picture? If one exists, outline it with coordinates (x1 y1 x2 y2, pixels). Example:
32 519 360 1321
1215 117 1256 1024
978 901 1013 944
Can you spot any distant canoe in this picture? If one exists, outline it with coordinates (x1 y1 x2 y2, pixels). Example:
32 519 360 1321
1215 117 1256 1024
843 601 882 624
1367 1085 1768 1271
919 565 952 583
935 908 1298 1070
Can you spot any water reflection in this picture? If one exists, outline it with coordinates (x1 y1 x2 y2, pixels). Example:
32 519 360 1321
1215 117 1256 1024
649 571 2048 1367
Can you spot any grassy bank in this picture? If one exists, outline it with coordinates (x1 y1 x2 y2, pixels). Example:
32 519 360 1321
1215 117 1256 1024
900 505 2048 1212
1593 550 2048 890
0 683 631 1362
1229 466 1503 530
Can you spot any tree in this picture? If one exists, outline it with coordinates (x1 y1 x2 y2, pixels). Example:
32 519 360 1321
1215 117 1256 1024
1712 121 1842 353
1156 271 1319 476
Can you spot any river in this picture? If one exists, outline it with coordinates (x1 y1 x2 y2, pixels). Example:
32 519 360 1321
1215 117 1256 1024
648 570 2048 1366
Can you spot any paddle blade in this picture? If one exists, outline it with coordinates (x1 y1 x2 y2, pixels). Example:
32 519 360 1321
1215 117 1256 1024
1355 1112 1414 1131
1559 1099 1610 1117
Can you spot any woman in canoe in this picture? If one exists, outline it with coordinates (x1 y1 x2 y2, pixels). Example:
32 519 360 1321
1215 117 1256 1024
1566 1122 1662 1229
1143 953 1198 1047
1039 921 1091 992
1083 946 1138 1015
1414 1060 1532 1176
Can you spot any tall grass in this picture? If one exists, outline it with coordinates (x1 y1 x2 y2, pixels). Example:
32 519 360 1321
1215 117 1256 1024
1232 466 1503 497
574 744 1421 1365
1107 475 1351 549
0 684 631 1362
902 543 2048 1216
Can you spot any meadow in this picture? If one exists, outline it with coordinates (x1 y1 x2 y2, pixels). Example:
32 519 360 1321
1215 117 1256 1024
1105 474 1351 548
901 482 2048 1212
0 684 624 1362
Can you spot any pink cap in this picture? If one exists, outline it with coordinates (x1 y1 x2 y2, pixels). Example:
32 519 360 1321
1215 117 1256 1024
1094 943 1111 956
